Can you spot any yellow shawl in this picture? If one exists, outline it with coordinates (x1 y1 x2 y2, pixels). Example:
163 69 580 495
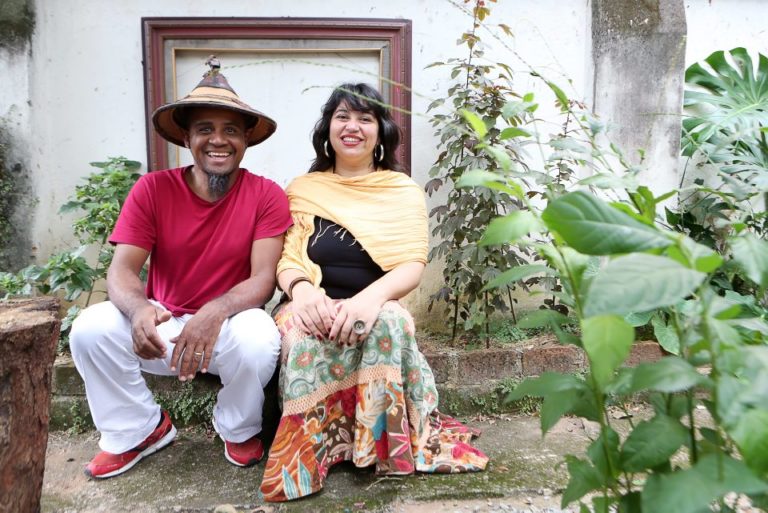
277 170 428 286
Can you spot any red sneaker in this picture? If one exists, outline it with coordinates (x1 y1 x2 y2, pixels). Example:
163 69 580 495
213 416 264 467
85 410 176 479
223 434 264 467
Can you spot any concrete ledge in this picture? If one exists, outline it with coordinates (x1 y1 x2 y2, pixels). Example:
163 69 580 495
50 340 665 429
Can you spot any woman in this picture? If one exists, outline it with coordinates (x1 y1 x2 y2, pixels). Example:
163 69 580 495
260 83 488 502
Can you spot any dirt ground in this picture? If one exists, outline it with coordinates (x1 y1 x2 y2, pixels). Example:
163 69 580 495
42 413 596 513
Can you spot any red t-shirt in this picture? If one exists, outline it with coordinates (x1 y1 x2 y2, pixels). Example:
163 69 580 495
109 167 292 315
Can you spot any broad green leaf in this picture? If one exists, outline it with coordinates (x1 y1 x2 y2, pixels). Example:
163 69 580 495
542 191 673 255
619 492 642 513
695 252 724 273
483 264 555 291
547 81 569 110
731 409 768 476
480 211 541 246
591 496 613 513
561 248 595 294
517 309 572 330
629 357 708 393
651 315 681 355
500 127 531 139
730 234 768 288
707 318 742 348
456 169 503 188
581 315 634 390
540 389 582 434
624 311 654 327
562 456 604 506
583 254 706 317
683 48 768 157
456 169 524 198
642 454 768 513
728 317 768 335
461 109 487 139
667 236 724 273
482 144 513 172
507 372 586 401
620 415 688 472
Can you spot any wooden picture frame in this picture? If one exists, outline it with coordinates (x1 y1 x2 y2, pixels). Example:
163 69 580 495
141 17 412 173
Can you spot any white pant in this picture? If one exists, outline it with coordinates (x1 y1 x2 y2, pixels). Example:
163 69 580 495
70 300 280 453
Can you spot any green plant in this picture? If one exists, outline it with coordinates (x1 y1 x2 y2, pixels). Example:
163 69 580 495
425 0 539 344
66 400 93 435
462 124 768 510
0 157 141 350
676 48 768 278
496 377 541 415
157 385 218 429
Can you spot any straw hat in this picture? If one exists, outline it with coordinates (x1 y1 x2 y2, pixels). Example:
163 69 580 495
152 57 277 147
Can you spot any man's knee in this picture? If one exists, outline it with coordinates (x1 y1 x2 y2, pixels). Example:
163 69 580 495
228 309 280 349
224 309 280 376
70 301 128 357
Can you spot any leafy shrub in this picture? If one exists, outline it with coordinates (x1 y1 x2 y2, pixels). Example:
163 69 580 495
459 85 768 512
0 156 141 351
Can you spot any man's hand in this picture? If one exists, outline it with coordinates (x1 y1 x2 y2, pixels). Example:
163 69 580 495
169 309 225 381
131 304 172 359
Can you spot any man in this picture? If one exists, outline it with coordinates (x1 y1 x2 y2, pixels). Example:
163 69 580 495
70 58 292 479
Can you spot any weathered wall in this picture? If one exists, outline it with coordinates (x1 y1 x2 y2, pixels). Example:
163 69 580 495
591 0 687 196
0 0 34 270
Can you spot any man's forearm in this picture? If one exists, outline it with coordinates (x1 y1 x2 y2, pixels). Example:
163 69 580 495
197 271 277 321
107 266 153 321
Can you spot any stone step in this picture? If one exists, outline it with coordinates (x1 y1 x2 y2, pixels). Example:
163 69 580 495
50 340 664 430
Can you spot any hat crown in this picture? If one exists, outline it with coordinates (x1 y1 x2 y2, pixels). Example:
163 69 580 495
194 56 236 94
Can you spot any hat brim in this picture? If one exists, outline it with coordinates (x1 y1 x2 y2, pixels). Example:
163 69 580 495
152 97 277 148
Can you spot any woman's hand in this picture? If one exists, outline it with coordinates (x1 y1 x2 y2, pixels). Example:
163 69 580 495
290 281 336 339
329 294 382 346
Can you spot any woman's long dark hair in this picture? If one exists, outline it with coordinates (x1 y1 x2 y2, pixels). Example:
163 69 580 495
308 83 404 173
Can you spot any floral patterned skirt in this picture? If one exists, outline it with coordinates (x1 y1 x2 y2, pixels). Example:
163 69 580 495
259 301 489 502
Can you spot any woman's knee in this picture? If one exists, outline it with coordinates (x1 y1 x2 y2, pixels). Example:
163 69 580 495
375 302 416 333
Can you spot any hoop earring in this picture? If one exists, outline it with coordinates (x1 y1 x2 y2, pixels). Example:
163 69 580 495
323 140 330 158
375 143 384 163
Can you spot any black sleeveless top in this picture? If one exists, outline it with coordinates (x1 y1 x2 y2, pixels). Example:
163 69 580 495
307 217 385 299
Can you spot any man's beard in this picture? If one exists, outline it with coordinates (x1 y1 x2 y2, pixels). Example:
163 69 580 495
204 170 232 198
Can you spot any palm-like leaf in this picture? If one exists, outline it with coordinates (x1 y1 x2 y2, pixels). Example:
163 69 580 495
682 48 768 158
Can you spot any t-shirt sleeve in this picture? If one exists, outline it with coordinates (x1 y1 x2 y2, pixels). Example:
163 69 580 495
109 175 156 251
253 180 293 240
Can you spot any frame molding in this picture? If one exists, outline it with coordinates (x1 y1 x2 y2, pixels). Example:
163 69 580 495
141 17 412 172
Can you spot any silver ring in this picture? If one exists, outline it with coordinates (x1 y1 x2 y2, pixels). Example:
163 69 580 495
352 320 366 335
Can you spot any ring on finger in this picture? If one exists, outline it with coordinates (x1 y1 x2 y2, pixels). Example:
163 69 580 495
352 319 366 335
193 351 204 360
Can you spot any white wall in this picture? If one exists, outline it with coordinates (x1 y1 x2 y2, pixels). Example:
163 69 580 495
685 0 768 65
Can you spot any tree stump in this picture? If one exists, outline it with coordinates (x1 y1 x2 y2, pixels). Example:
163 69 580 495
0 297 60 513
